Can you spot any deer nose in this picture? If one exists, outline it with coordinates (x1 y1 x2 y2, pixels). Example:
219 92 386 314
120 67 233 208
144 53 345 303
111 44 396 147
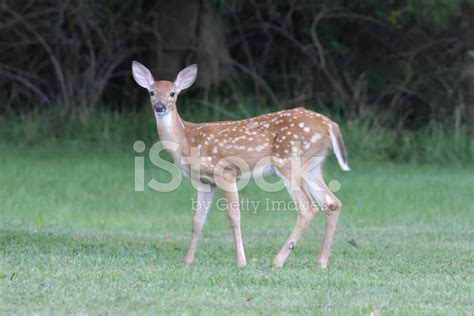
153 101 166 113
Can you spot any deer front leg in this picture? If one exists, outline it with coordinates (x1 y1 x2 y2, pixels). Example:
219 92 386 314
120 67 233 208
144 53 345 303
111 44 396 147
184 186 215 266
221 181 247 267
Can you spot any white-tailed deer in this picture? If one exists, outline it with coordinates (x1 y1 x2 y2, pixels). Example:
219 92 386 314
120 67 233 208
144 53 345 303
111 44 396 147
132 61 350 268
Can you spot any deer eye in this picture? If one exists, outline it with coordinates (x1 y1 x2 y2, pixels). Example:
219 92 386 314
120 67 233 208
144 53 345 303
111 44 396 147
149 91 155 96
170 92 175 97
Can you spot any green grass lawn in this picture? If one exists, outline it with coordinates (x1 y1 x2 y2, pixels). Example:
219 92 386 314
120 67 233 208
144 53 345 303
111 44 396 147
1 143 473 314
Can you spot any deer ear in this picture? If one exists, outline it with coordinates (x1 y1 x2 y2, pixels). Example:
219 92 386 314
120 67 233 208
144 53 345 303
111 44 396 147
174 64 197 93
132 61 154 89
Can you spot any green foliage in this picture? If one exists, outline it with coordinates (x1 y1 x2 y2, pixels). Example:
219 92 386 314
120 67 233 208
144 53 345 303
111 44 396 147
339 118 474 165
358 0 465 29
0 108 157 147
404 0 462 29
2 0 473 130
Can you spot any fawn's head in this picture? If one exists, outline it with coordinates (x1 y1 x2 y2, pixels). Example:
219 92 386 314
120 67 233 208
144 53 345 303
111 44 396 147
132 61 197 116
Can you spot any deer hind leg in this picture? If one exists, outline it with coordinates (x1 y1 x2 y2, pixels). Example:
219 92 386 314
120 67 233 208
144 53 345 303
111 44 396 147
273 167 318 268
307 164 342 269
184 186 215 266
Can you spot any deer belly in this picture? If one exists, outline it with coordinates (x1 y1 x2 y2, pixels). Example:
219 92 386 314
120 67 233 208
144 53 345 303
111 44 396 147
249 164 275 179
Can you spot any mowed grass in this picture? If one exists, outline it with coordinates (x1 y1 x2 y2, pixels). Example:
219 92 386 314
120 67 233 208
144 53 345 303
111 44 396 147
0 143 473 314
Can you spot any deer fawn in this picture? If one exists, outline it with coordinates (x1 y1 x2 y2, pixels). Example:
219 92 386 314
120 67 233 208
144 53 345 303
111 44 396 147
132 61 350 268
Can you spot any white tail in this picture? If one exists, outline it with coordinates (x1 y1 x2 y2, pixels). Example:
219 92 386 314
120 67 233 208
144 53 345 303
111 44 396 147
132 61 350 269
329 123 350 171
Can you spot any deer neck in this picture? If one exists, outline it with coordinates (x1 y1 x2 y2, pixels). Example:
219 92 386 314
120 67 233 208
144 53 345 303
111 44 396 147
154 108 190 160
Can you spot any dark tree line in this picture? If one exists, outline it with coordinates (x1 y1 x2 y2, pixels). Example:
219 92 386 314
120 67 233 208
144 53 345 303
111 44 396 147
1 0 473 129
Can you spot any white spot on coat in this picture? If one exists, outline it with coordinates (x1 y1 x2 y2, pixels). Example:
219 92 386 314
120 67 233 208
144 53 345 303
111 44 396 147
311 133 321 143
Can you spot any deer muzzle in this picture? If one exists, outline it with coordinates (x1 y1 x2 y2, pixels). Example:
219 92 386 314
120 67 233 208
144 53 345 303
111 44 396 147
153 101 167 114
